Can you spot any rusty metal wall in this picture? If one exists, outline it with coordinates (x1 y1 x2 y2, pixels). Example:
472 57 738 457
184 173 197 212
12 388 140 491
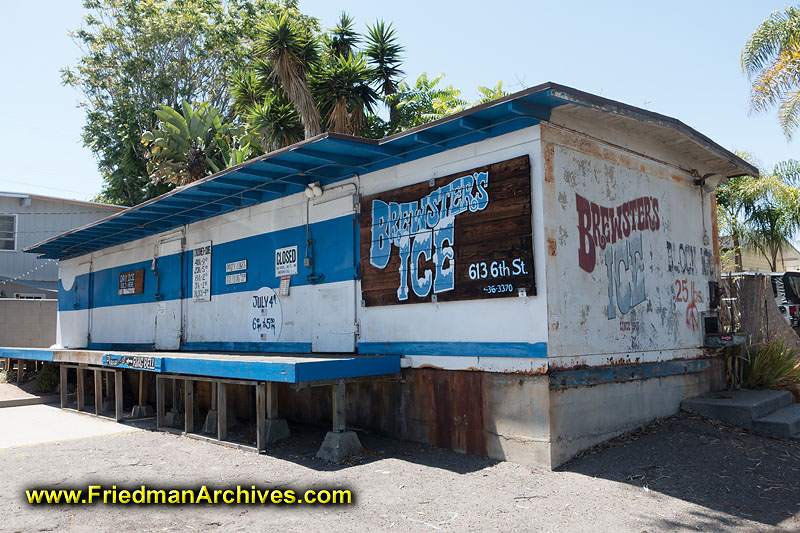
280 370 502 458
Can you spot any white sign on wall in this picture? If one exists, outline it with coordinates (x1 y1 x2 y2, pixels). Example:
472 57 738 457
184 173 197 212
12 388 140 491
275 245 298 277
250 286 283 342
226 272 247 285
192 241 212 302
226 259 247 272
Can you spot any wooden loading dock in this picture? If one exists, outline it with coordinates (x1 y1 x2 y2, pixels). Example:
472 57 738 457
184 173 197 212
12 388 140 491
3 348 400 462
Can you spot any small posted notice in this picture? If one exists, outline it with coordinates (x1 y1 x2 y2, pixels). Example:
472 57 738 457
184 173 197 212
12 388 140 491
193 241 212 302
275 245 298 277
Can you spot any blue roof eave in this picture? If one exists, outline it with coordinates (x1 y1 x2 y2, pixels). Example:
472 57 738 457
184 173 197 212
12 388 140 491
24 81 759 261
24 87 559 260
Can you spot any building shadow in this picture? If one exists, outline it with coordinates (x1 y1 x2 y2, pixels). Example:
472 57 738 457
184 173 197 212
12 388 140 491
560 412 800 529
244 422 500 475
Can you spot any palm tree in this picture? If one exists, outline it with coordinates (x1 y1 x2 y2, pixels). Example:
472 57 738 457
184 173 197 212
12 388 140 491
255 12 322 139
324 12 359 59
742 7 800 138
719 156 800 271
248 92 304 151
364 21 404 130
310 53 377 135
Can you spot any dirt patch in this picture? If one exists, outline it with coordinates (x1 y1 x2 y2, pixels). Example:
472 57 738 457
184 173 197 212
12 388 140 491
0 382 39 401
0 410 798 531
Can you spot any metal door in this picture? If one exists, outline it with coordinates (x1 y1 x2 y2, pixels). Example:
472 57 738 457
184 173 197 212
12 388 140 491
154 233 184 351
312 284 357 353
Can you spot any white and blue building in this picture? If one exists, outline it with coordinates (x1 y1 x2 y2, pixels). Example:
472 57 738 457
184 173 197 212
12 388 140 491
5 83 756 467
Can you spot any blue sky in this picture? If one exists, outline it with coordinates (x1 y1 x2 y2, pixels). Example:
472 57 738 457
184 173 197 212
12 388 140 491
0 1 794 201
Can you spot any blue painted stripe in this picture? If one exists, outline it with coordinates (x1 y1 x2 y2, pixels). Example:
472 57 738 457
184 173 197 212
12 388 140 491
295 356 401 382
160 354 400 383
357 342 547 358
161 357 297 382
89 343 156 351
549 359 711 389
0 348 54 362
59 214 358 311
181 342 313 353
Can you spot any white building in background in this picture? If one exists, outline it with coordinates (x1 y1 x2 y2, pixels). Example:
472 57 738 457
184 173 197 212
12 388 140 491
0 192 123 298
720 236 800 273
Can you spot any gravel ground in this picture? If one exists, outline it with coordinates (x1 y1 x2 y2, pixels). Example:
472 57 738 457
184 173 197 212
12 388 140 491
1 410 799 532
0 383 38 401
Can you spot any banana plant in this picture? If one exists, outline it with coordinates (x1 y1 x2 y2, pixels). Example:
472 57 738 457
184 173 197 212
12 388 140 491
142 100 256 185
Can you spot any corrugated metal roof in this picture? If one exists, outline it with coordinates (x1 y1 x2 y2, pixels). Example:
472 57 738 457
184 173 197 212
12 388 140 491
25 82 757 260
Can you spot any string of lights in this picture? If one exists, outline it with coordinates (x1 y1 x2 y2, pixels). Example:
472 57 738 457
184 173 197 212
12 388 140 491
0 258 57 287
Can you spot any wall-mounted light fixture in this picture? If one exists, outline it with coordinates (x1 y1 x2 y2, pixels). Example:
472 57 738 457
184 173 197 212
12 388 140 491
304 181 323 198
693 173 724 193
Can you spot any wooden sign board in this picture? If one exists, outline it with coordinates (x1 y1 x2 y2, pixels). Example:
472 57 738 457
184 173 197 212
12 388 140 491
360 155 535 306
118 269 144 296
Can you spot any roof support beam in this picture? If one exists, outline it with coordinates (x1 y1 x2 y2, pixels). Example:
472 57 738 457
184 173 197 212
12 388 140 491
457 117 491 140
180 193 243 207
292 148 374 168
506 101 551 122
158 200 222 213
327 138 407 161
412 131 446 146
215 177 286 194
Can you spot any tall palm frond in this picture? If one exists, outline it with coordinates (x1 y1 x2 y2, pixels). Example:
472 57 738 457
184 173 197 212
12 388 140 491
229 68 267 116
365 20 404 128
310 53 377 135
325 12 359 59
247 92 304 151
742 7 800 138
255 12 322 139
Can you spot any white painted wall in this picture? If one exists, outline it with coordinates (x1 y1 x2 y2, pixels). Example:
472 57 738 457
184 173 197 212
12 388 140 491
55 117 724 371
542 124 715 368
55 125 550 370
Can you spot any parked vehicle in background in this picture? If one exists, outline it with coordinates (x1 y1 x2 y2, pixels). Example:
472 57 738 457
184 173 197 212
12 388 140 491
722 271 800 327
775 272 800 327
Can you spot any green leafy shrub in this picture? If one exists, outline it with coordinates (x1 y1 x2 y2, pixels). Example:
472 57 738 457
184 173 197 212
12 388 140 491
34 363 60 393
736 340 800 391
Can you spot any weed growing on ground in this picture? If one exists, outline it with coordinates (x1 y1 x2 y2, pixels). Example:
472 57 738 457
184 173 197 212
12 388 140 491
735 340 800 394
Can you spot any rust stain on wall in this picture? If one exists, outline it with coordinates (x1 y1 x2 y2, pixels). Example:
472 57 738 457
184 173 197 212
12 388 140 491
543 142 555 183
547 238 557 256
540 124 694 187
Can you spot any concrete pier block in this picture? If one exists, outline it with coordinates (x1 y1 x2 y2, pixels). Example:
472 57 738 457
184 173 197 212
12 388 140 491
131 405 155 418
264 418 290 444
203 409 217 434
315 431 362 463
163 409 179 427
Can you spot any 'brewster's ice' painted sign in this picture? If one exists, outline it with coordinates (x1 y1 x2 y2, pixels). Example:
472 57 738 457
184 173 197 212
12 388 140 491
360 156 535 306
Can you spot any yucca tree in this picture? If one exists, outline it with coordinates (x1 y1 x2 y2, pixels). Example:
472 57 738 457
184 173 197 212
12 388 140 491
364 20 404 130
324 12 359 59
142 101 252 186
248 92 304 151
255 12 322 139
742 7 800 138
311 53 378 135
